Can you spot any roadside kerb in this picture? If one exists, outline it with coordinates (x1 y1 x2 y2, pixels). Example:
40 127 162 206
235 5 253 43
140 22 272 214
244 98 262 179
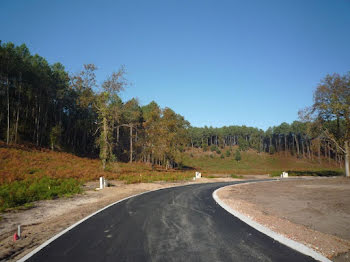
212 181 332 262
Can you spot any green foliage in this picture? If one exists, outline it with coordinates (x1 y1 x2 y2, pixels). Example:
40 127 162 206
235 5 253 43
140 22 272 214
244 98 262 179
235 149 241 161
269 170 282 177
287 170 344 177
270 170 344 177
238 137 249 151
220 154 224 159
202 144 208 152
50 125 62 150
225 150 231 157
0 41 347 173
0 177 82 212
210 145 217 152
231 174 243 179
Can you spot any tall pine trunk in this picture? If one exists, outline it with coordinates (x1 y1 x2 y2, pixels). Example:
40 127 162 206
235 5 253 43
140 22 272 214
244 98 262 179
6 77 10 145
294 135 300 157
15 73 22 144
318 138 321 163
101 116 108 170
345 141 349 177
130 124 133 163
284 135 287 156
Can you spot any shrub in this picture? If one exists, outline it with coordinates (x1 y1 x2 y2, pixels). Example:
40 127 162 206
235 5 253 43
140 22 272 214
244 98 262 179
0 177 82 212
225 150 231 157
202 144 208 152
270 170 281 177
210 145 217 152
235 149 241 161
216 149 221 154
220 154 225 159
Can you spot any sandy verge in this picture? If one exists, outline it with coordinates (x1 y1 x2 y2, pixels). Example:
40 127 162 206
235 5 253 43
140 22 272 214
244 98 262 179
0 176 246 262
216 178 350 260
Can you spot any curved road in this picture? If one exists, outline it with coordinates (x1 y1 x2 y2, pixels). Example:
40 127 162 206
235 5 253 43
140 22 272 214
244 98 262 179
26 181 315 262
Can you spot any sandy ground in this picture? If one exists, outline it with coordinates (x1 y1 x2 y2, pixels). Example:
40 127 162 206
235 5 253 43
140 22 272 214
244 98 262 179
216 177 350 261
0 176 250 262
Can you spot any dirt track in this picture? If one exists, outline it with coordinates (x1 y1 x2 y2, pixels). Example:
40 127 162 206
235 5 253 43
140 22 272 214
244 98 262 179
217 177 350 260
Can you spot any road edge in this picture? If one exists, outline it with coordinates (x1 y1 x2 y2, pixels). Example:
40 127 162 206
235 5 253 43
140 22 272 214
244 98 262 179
212 182 332 262
17 183 196 262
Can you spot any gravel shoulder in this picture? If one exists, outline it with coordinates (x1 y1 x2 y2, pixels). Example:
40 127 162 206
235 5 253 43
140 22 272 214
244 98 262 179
216 177 350 260
0 176 246 262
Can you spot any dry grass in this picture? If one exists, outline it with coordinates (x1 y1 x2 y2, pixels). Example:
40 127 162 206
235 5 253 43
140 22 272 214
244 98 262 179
0 143 344 186
0 142 343 210
184 146 344 176
0 142 194 185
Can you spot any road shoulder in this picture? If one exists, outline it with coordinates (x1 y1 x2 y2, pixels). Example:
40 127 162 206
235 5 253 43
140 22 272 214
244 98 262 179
214 178 350 261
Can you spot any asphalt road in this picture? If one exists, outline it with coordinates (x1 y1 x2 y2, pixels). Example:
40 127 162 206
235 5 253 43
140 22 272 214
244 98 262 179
26 181 315 262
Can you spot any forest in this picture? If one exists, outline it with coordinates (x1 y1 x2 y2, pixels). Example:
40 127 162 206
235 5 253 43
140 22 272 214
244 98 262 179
0 41 349 173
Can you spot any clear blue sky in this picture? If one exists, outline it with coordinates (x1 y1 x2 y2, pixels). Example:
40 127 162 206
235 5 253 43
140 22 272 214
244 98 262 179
1 0 350 130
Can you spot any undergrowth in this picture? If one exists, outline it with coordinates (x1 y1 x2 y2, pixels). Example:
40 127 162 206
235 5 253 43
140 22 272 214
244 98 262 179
0 143 345 211
0 177 82 212
270 170 344 177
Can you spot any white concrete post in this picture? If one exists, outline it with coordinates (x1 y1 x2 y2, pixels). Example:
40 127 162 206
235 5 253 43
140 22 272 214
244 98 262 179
18 225 21 238
281 172 288 178
100 177 104 189
195 172 201 179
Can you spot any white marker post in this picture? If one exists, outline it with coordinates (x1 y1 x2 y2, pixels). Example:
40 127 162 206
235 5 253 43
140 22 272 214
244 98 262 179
100 177 104 189
18 225 21 238
280 172 289 178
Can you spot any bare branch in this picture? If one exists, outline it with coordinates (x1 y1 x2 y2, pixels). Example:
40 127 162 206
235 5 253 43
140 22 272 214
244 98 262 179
323 129 346 154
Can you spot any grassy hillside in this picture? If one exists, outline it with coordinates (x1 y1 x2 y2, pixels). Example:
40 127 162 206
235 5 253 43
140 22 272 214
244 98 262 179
183 147 344 176
0 143 344 211
1 143 343 185
0 143 194 185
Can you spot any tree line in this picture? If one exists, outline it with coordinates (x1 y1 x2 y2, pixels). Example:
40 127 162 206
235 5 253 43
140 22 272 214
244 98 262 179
188 119 346 165
1 41 349 174
0 41 189 169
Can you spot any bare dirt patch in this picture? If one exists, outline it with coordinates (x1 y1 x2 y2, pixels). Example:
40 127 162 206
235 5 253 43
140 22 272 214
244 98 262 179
0 177 243 262
216 177 350 260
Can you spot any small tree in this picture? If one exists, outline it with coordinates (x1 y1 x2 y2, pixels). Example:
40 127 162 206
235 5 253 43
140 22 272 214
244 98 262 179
235 149 241 161
49 124 62 151
95 66 127 170
202 143 208 152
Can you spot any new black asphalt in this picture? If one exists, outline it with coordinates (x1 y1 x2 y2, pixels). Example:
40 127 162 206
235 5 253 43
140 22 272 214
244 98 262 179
26 181 316 262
